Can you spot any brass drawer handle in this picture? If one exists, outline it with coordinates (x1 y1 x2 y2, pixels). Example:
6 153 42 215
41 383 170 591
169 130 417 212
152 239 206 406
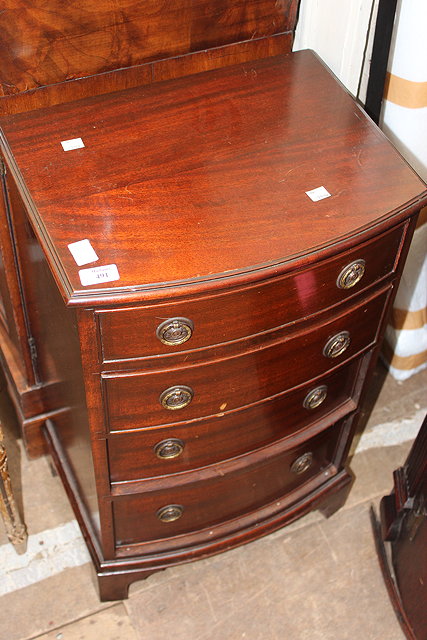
337 260 366 289
157 504 184 523
154 438 185 459
159 385 194 410
156 317 194 346
323 331 350 359
291 452 313 475
303 385 328 410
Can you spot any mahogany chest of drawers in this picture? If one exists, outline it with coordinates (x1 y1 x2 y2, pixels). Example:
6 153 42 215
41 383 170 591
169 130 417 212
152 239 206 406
0 50 426 600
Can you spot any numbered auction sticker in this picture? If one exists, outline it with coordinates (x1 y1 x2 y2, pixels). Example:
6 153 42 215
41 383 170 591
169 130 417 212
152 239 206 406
78 264 120 286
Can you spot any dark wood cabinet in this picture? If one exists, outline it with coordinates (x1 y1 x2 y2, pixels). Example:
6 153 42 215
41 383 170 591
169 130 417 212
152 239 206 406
0 2 426 601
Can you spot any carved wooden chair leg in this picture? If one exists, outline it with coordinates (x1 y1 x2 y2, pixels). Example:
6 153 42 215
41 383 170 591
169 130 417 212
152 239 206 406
0 423 27 553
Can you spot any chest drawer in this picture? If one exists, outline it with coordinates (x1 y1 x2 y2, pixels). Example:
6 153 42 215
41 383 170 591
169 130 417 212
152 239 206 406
98 223 405 363
112 420 344 546
103 287 389 431
108 356 363 482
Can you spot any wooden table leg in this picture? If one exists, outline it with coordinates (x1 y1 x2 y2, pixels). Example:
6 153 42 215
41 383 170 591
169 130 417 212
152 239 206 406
0 421 27 552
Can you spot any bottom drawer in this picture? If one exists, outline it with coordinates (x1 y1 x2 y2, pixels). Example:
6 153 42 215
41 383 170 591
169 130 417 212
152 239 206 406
113 420 344 546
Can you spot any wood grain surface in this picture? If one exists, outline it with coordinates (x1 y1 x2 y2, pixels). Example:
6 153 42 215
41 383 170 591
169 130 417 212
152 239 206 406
103 288 389 431
0 0 297 95
112 421 343 545
107 357 362 481
1 4 426 603
0 34 293 115
0 51 425 306
98 222 405 363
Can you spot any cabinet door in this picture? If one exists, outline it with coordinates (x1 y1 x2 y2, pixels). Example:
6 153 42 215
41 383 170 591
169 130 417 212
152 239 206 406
0 233 10 330
0 157 37 386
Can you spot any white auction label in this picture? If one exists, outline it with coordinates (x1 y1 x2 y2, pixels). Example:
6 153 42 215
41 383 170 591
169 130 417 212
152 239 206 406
79 264 120 286
61 137 85 151
68 239 98 266
305 186 331 202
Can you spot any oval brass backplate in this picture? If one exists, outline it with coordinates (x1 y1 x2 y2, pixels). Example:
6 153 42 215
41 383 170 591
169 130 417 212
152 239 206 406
291 452 313 474
323 331 351 359
156 317 194 346
159 385 194 410
303 385 328 410
154 438 185 459
157 504 184 523
337 259 366 290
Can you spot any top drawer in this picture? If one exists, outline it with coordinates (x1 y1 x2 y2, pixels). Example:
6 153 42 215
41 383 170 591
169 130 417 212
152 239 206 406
97 223 406 363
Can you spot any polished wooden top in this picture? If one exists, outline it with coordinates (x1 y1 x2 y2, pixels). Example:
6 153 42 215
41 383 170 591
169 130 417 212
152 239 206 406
0 50 426 305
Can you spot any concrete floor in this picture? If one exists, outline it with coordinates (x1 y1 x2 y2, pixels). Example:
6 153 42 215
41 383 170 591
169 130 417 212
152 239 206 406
0 362 426 640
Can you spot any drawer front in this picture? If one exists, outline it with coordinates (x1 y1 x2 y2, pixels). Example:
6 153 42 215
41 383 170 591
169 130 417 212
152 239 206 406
98 223 405 362
103 288 389 431
108 357 362 481
113 421 343 545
